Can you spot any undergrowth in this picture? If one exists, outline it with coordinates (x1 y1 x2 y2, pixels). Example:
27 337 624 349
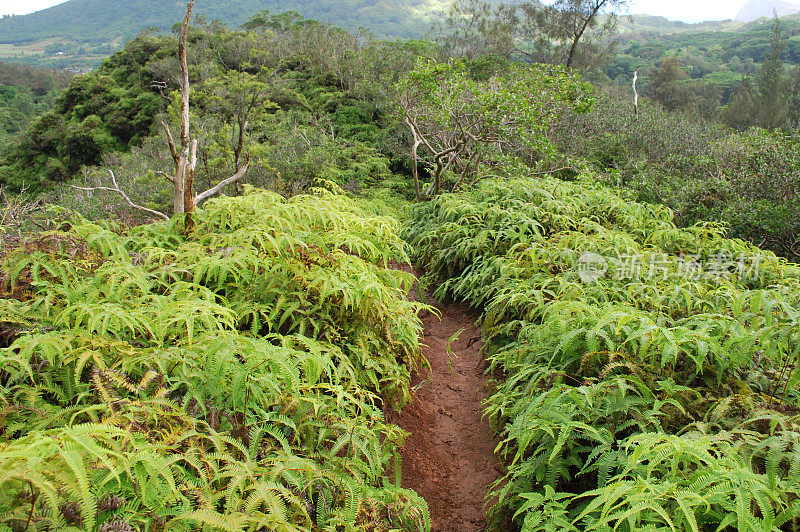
0 188 430 531
406 171 800 531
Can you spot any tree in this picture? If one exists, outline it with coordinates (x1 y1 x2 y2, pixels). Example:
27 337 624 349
74 0 251 230
433 0 515 59
787 64 800 129
434 0 629 70
167 1 251 230
539 0 629 68
754 15 787 129
723 77 756 130
396 59 592 200
649 56 691 112
194 68 275 194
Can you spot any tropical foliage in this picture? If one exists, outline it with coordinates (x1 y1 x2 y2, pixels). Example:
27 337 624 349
406 172 800 530
550 88 800 261
0 189 430 531
0 14 422 201
396 58 592 198
4 5 800 532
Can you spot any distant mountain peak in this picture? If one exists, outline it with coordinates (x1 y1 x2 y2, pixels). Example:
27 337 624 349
735 0 800 22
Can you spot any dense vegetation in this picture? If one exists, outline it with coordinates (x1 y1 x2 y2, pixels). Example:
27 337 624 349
0 0 457 69
407 173 800 529
549 89 800 261
0 15 420 202
0 61 71 148
615 15 800 130
0 188 430 530
2 2 800 530
612 14 800 87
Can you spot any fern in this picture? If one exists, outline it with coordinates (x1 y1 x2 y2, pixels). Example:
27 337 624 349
405 175 800 530
0 189 430 531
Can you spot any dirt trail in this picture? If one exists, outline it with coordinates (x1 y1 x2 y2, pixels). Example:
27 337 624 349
392 270 503 532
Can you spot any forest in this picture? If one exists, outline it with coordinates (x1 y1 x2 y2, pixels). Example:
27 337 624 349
1 0 800 530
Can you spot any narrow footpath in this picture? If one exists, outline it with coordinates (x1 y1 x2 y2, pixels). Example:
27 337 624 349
392 270 503 532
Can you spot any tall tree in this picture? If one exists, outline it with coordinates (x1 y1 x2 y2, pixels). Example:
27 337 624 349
396 59 592 199
649 56 692 112
754 15 787 130
75 0 250 229
547 0 629 68
165 0 250 226
433 0 515 59
434 0 629 70
723 77 756 130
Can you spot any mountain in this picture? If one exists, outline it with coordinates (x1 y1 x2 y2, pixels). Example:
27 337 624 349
0 0 449 42
735 0 800 22
0 0 449 66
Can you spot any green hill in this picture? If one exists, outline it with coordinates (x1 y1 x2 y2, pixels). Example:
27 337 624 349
0 0 449 68
0 0 451 44
606 13 800 106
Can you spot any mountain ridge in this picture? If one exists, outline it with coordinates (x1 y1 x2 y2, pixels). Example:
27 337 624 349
0 0 449 45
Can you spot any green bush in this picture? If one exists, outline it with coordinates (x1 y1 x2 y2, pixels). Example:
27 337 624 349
406 173 800 530
551 90 800 261
0 189 430 531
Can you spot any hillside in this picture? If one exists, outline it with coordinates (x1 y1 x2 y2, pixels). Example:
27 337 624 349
0 59 71 144
607 12 800 107
0 0 449 68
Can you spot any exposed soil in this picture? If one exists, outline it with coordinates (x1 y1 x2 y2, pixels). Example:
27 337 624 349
392 269 503 532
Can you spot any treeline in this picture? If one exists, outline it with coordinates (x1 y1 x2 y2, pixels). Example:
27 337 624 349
433 0 800 131
641 17 800 130
4 2 800 261
0 0 443 46
423 0 800 260
0 60 72 95
0 13 429 201
0 60 72 149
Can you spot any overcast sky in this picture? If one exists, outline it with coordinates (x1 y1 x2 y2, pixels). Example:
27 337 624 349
0 0 748 22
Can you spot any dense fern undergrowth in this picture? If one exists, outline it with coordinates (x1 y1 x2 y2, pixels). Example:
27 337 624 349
406 171 800 531
0 188 431 531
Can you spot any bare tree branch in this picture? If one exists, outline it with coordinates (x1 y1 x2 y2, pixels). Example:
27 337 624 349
151 80 172 101
162 121 180 167
194 155 251 205
72 170 170 221
156 170 175 183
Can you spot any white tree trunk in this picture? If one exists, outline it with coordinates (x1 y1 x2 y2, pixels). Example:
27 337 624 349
174 0 195 215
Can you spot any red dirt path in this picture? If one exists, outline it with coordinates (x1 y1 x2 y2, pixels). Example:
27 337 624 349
392 272 503 532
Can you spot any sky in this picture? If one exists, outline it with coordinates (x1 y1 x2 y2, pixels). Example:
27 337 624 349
0 0 750 22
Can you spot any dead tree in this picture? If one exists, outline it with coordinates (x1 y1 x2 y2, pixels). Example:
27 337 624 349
75 0 250 229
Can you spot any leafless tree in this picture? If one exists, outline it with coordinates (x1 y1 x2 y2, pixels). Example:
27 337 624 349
633 65 640 118
75 0 250 232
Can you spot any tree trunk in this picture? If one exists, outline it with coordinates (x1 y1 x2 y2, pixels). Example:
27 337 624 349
174 0 195 216
410 138 422 202
565 33 582 68
565 2 604 68
234 116 247 195
183 139 197 233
